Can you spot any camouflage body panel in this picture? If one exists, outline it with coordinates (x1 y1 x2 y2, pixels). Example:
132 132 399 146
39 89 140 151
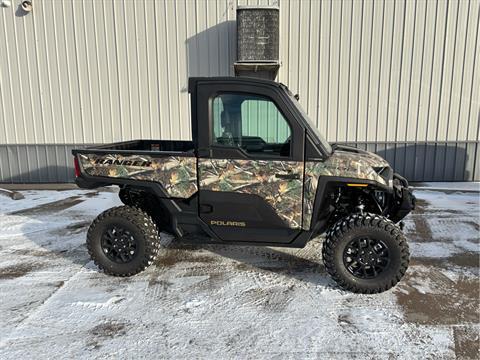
78 153 197 198
199 159 304 229
79 149 388 231
302 166 319 230
307 150 388 184
302 150 390 230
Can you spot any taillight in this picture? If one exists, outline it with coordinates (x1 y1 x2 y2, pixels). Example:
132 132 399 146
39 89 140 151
74 156 81 177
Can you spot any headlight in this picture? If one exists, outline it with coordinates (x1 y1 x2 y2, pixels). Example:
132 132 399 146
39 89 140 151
373 166 393 187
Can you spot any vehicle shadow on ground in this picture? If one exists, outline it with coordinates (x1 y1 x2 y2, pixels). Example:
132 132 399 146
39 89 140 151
157 237 336 289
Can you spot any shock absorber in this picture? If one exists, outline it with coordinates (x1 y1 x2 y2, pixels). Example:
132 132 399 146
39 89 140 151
356 196 365 214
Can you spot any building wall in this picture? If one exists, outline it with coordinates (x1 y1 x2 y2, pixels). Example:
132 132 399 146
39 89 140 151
0 0 479 182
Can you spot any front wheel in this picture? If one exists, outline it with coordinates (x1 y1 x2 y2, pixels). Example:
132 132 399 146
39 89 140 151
322 213 409 293
87 206 160 276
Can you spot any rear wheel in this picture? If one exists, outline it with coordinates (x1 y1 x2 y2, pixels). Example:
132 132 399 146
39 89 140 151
87 206 160 276
322 213 409 293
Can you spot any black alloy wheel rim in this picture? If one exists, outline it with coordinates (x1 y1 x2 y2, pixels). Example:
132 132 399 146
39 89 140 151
342 237 390 279
101 225 138 263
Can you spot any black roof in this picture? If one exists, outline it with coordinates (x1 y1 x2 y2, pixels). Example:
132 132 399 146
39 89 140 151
188 76 286 93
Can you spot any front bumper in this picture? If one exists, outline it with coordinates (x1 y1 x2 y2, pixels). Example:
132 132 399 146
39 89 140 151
390 173 416 222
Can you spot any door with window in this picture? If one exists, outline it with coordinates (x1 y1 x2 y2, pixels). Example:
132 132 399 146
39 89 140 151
196 82 305 243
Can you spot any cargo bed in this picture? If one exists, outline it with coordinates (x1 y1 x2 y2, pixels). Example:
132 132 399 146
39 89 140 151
72 140 197 193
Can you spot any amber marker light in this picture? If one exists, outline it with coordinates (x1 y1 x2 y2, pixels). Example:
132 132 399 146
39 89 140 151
346 183 368 187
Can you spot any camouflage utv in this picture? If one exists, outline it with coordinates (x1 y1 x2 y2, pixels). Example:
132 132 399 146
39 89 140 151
73 77 415 294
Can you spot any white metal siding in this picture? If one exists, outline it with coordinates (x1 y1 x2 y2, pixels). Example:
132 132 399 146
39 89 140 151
0 0 479 182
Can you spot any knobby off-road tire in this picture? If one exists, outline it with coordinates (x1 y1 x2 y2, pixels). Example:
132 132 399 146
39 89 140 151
322 213 409 294
87 206 160 276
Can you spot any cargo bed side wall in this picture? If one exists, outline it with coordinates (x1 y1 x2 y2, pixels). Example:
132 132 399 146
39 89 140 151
76 153 198 198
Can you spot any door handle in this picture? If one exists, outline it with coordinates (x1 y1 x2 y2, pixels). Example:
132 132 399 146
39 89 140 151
200 204 213 213
275 173 300 180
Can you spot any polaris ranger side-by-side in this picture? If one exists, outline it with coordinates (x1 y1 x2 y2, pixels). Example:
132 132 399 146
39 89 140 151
72 77 415 293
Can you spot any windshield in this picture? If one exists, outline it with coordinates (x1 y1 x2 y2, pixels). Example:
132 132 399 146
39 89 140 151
285 89 333 155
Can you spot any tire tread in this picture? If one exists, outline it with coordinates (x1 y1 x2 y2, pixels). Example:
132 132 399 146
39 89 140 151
86 206 160 277
322 212 410 293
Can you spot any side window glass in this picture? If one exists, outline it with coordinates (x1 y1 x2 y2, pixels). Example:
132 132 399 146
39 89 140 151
212 93 292 157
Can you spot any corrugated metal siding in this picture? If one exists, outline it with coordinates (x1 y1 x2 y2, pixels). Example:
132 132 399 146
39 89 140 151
275 0 480 145
0 0 479 182
0 144 90 183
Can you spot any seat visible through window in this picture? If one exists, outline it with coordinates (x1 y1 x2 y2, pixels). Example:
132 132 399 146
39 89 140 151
212 93 292 157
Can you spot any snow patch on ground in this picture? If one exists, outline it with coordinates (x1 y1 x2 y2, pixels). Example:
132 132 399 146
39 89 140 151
410 240 478 258
72 295 126 309
405 189 479 260
0 187 478 358
416 189 479 212
413 182 480 192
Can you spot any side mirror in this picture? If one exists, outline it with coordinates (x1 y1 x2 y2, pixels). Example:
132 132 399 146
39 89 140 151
294 94 300 101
